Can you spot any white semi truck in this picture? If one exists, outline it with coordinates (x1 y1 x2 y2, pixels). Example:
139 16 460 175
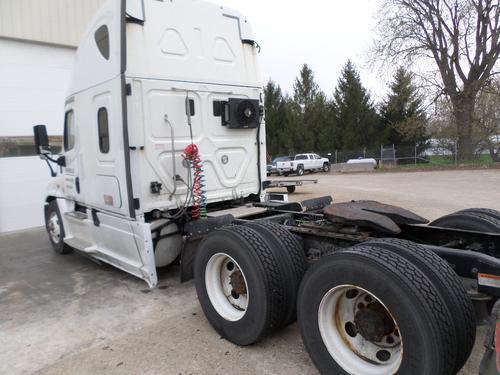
33 1 500 374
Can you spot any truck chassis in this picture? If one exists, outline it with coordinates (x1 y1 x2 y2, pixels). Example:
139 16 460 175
177 196 500 374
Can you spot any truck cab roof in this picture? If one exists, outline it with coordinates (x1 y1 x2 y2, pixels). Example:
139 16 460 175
69 0 261 97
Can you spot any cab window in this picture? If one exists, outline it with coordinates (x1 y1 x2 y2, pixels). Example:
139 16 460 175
64 110 75 151
94 25 110 60
97 107 110 154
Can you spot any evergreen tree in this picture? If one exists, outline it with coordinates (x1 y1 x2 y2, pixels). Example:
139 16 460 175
310 92 336 152
292 64 321 152
333 61 380 149
263 80 287 157
282 95 301 155
380 67 429 148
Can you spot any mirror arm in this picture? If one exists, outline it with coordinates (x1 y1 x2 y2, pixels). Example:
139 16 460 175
44 154 59 163
40 153 63 176
44 159 57 177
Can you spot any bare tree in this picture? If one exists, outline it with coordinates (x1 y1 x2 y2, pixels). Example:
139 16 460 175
476 80 500 161
374 0 500 159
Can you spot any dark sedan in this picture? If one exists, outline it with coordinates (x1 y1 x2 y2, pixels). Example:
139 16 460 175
267 156 292 176
267 156 293 176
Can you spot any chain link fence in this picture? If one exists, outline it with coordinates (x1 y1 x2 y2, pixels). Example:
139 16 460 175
317 141 498 169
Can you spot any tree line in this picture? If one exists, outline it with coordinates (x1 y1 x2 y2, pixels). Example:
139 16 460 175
264 62 429 159
266 0 500 162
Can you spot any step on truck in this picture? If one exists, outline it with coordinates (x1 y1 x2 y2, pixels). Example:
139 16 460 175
33 1 500 374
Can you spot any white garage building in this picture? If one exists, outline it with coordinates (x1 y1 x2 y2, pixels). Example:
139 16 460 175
0 0 105 232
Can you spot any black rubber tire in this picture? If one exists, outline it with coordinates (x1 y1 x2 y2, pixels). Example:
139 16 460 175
456 208 500 222
286 186 296 194
283 172 290 177
46 200 72 254
194 225 291 345
297 246 456 375
296 165 304 176
322 162 330 172
358 238 475 373
430 211 500 234
244 222 307 326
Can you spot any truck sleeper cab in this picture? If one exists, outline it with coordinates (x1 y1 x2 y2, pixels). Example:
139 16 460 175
33 1 500 374
36 0 265 287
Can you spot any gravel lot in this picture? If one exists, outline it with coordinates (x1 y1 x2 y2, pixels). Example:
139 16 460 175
1 169 499 375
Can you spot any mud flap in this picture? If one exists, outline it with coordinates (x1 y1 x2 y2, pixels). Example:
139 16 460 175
480 300 500 374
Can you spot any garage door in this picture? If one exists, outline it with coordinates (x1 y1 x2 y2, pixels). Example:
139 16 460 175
0 39 74 232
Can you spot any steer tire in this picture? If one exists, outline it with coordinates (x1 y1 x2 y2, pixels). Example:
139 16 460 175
323 162 330 173
194 225 291 345
430 211 500 233
297 246 456 375
358 238 475 372
286 186 296 194
46 200 72 254
244 222 307 326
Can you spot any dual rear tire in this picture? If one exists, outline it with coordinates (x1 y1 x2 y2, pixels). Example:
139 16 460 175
297 244 466 374
195 220 479 374
194 223 306 345
430 208 500 234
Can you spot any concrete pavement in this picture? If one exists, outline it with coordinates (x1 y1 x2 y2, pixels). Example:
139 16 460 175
2 169 499 374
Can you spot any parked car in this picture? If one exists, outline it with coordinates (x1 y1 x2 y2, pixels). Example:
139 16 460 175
267 156 292 176
346 157 377 167
276 153 330 176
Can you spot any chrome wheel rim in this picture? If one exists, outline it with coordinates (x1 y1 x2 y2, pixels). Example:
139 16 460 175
318 284 403 374
47 211 61 243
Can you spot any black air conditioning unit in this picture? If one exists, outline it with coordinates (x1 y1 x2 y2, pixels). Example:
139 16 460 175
221 98 260 129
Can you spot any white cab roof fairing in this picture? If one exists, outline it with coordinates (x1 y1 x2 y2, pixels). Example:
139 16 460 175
126 0 261 88
68 0 122 96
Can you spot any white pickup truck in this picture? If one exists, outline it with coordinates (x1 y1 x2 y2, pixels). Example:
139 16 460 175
276 153 330 176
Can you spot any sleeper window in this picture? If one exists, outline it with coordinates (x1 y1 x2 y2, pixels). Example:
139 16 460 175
97 107 110 154
94 25 110 60
64 110 75 151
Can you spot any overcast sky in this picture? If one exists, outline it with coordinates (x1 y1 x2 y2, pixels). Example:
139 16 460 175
215 0 386 101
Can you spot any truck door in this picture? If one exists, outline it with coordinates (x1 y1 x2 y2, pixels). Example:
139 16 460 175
88 88 132 217
306 154 315 170
313 154 322 169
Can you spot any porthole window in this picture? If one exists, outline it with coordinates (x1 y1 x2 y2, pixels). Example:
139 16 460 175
97 107 110 153
94 25 110 60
